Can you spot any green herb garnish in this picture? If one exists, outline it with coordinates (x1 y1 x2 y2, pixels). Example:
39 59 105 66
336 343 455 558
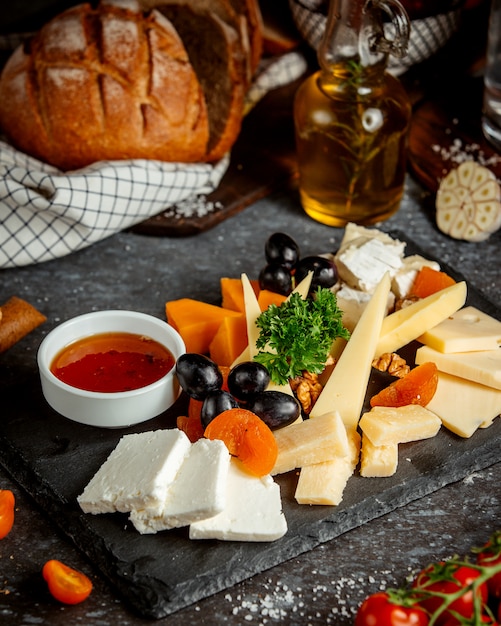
254 288 350 386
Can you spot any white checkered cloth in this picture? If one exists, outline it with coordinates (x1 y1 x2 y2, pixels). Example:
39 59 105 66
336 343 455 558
0 50 307 268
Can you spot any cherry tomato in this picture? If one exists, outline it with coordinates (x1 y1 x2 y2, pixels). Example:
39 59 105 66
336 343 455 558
412 561 488 625
0 489 15 539
477 531 501 600
42 559 93 605
355 590 430 626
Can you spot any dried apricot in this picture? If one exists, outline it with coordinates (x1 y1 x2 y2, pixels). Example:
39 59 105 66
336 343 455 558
370 362 438 408
410 266 456 299
177 399 205 442
204 408 278 477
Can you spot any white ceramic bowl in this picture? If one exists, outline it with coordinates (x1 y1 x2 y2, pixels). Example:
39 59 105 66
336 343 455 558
37 310 185 428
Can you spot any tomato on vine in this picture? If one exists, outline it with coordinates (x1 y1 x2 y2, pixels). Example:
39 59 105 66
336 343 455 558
475 530 501 600
355 589 430 626
412 561 488 625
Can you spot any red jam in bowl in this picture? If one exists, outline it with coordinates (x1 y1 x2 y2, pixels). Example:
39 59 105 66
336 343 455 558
50 332 175 393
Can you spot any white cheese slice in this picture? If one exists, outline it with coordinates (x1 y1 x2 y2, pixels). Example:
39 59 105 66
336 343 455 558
359 405 441 446
391 255 441 299
418 306 501 353
360 434 399 478
189 459 287 542
415 344 501 390
271 411 349 475
335 237 404 293
294 431 360 505
425 371 501 438
77 429 191 515
241 272 262 361
376 281 467 356
129 439 230 534
311 273 391 432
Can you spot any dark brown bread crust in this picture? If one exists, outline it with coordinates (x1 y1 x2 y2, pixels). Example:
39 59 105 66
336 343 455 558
0 1 210 170
157 4 247 162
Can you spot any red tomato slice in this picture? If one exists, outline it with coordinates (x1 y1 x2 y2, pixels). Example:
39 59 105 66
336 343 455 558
476 530 501 600
42 559 93 605
0 489 15 539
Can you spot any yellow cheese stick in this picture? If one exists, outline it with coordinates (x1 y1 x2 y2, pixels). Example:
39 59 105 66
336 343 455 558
375 281 467 356
310 273 391 431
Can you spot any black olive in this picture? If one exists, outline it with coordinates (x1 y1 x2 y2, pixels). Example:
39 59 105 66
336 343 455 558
294 256 337 291
264 232 300 269
200 390 239 428
247 391 301 430
227 362 270 401
258 263 293 296
175 353 223 400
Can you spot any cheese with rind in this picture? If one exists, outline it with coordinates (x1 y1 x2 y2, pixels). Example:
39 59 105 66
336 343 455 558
311 273 391 432
271 411 349 475
189 459 287 541
425 371 501 438
360 434 398 478
375 281 467 356
415 343 501 390
359 405 441 446
417 306 501 353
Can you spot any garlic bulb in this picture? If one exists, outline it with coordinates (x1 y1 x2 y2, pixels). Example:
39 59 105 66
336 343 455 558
436 161 501 242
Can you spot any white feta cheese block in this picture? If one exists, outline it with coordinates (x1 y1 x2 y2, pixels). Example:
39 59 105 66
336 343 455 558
335 284 395 332
77 429 191 515
391 255 441 299
335 227 405 293
129 439 230 534
189 460 287 542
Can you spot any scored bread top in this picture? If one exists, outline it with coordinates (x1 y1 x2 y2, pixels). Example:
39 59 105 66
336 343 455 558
0 0 210 170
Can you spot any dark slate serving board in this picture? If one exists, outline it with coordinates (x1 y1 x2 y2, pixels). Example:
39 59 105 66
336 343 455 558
1 235 500 619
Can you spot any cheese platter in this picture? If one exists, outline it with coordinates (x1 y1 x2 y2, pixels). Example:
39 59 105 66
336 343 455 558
0 231 500 619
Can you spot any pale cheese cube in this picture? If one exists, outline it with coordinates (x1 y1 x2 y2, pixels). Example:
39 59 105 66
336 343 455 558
272 411 349 476
415 344 501 390
77 429 191 515
418 306 501 353
294 431 361 506
359 405 441 446
129 439 230 534
426 371 501 438
360 434 398 478
189 460 287 542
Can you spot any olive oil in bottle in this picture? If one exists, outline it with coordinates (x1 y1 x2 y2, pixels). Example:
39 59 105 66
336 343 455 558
294 0 411 227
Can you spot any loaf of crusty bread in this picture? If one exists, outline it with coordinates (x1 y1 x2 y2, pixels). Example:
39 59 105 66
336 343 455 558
0 0 263 170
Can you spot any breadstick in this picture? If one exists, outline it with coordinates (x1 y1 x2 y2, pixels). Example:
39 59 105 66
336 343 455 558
0 296 47 353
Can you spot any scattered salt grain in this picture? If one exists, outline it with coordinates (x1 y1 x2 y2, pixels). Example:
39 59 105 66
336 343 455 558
163 195 223 220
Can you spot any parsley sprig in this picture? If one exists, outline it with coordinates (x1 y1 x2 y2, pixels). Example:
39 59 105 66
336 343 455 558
254 288 350 385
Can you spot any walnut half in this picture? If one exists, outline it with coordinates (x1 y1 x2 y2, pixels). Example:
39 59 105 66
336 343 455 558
289 371 323 415
372 352 410 378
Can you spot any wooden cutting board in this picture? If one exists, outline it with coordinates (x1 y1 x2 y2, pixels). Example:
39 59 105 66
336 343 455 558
131 76 302 237
408 76 501 193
